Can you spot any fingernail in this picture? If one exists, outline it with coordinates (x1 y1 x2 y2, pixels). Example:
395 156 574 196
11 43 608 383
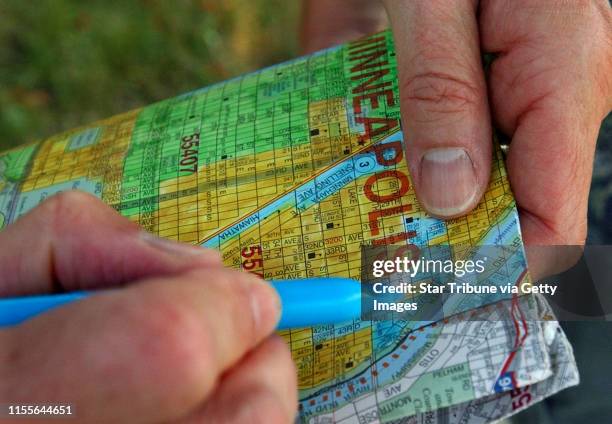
419 148 478 217
248 275 282 330
139 231 218 257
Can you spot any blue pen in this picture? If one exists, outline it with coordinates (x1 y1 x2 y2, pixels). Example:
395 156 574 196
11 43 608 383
0 277 362 329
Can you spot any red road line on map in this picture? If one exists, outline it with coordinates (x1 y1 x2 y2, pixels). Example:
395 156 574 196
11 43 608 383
499 270 530 377
302 328 421 408
301 263 530 407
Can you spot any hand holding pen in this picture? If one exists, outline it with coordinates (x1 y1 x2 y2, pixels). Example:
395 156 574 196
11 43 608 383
0 193 300 423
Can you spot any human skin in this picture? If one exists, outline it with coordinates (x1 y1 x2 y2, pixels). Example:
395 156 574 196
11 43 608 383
0 192 297 424
302 0 612 279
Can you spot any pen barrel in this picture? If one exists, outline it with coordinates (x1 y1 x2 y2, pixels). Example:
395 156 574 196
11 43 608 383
271 278 361 329
0 278 362 329
0 292 89 327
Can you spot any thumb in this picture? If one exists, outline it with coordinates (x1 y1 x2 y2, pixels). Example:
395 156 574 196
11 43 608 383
0 191 222 297
383 0 492 218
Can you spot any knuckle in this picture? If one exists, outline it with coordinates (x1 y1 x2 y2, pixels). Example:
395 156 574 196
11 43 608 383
42 190 96 214
195 267 261 344
400 71 481 120
126 293 213 392
40 191 99 233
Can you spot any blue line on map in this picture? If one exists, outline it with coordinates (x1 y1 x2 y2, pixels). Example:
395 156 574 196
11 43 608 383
202 132 403 249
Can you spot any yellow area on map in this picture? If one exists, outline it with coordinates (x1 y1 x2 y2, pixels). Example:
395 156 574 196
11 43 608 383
153 98 361 244
19 110 139 202
280 325 373 388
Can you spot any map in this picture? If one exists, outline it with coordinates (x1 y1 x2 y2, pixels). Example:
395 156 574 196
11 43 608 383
0 30 578 423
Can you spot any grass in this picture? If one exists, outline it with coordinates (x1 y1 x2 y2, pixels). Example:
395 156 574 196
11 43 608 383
0 0 300 150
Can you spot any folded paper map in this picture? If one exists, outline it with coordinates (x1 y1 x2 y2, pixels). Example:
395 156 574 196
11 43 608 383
0 30 578 423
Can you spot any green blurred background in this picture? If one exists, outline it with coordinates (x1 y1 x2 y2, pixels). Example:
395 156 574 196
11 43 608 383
0 0 300 150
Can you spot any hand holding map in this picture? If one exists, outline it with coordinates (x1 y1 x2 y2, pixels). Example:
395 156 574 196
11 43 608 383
303 0 612 275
